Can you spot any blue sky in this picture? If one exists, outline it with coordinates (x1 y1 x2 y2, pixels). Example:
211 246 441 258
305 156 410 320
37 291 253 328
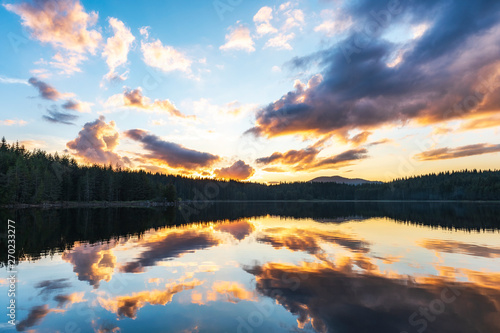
1 0 499 182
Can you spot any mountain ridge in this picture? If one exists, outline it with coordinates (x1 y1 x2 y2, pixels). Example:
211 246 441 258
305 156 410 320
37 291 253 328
309 176 381 185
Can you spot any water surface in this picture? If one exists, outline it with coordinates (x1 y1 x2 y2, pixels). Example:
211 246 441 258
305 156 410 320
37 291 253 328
1 202 499 333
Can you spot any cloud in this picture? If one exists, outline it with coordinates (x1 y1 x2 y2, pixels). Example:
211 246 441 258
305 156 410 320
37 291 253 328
257 227 370 255
247 1 500 139
62 99 92 113
256 146 368 172
54 292 86 308
459 115 500 131
98 280 202 319
35 278 71 295
349 131 372 146
0 75 29 85
214 220 255 241
123 129 220 170
102 17 135 81
120 229 220 273
28 77 65 100
254 6 277 36
5 0 102 75
43 107 79 125
315 148 368 168
264 33 295 50
16 305 54 331
66 116 130 166
314 9 353 36
418 239 500 258
256 146 319 166
282 9 304 31
214 160 255 180
141 37 192 74
415 143 500 161
220 24 255 52
106 87 194 119
62 242 117 288
0 119 27 126
245 261 500 333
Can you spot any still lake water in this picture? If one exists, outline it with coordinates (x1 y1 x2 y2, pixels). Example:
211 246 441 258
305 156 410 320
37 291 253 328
1 202 500 333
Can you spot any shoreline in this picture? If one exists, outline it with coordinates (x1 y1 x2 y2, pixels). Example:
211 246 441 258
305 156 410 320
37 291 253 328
2 199 500 209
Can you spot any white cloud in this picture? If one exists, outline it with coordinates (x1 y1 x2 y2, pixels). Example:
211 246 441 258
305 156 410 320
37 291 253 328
141 38 192 74
0 75 28 85
102 18 135 81
254 6 277 36
265 33 295 50
314 9 353 37
282 9 304 31
220 24 255 53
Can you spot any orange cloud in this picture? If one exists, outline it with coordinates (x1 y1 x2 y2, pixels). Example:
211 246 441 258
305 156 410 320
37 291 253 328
414 143 500 161
66 116 131 167
418 239 500 258
214 220 255 241
106 87 195 119
214 160 255 180
53 292 86 308
0 119 27 126
62 242 117 288
99 280 203 319
459 114 500 131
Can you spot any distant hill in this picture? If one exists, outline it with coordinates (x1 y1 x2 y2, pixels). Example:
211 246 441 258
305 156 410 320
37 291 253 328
309 176 381 185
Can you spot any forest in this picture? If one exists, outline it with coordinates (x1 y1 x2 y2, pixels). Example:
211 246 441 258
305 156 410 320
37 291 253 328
1 138 499 205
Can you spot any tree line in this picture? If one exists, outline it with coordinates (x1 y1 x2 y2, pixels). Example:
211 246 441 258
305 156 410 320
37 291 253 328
1 138 499 205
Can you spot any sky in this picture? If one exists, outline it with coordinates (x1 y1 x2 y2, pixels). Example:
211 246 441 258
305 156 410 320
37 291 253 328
0 0 499 183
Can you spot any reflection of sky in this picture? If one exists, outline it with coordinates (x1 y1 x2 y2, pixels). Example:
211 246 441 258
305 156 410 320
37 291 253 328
1 217 499 332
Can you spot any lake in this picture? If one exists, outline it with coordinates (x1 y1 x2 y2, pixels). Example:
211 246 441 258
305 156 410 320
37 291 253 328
1 202 500 333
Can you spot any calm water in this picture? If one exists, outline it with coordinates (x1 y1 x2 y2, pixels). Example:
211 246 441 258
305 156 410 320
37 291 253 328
1 202 500 333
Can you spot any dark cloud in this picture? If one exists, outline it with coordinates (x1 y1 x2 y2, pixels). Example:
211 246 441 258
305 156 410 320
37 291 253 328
415 143 500 161
419 239 500 258
124 129 220 170
245 262 500 333
61 99 90 112
214 160 255 180
256 147 368 171
66 116 131 166
248 0 500 139
28 77 62 100
120 230 220 273
34 278 71 295
16 305 52 331
42 107 78 125
256 147 319 166
314 148 368 168
368 138 392 146
257 227 370 255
